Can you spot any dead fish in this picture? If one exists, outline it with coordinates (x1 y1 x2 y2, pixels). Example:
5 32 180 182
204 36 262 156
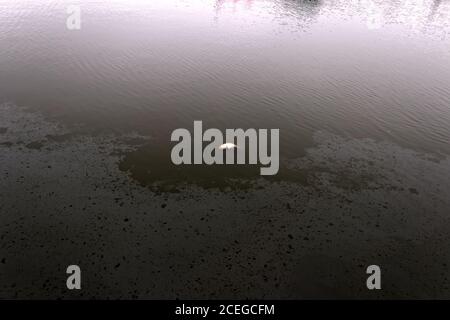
218 143 238 150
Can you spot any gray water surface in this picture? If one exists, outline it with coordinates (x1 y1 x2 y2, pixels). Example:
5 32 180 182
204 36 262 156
1 0 450 298
1 0 450 156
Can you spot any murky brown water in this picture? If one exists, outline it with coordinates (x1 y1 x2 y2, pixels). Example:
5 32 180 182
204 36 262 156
1 1 450 175
1 0 450 299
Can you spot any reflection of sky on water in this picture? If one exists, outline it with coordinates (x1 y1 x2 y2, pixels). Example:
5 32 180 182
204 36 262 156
1 0 449 38
211 0 450 36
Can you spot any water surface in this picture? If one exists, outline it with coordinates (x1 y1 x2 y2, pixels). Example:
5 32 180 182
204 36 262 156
1 0 450 299
1 1 449 167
